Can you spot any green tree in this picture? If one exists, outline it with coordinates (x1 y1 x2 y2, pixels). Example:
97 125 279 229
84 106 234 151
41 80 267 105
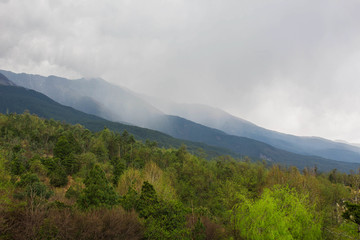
77 165 119 210
53 136 72 160
137 181 159 218
10 145 26 176
15 173 53 199
112 157 125 186
231 185 322 240
0 152 14 205
343 202 360 235
137 181 189 239
54 136 79 175
49 163 68 187
120 187 139 211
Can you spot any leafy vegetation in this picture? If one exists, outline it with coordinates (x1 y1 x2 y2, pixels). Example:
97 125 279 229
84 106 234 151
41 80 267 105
1 113 360 239
2 84 359 172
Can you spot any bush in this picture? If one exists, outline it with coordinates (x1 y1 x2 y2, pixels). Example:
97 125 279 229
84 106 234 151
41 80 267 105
50 166 68 187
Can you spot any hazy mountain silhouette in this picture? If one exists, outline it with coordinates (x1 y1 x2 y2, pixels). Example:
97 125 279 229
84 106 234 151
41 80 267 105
0 73 16 86
2 83 359 172
3 69 360 166
144 97 360 163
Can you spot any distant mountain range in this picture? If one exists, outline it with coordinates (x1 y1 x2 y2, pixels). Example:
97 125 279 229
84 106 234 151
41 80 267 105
1 69 360 172
0 81 239 159
144 98 360 163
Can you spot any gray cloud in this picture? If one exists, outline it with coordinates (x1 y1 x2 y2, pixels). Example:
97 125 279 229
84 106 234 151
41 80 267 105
1 0 360 142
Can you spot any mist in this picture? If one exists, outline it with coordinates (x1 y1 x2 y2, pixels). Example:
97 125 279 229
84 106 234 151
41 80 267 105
1 0 360 142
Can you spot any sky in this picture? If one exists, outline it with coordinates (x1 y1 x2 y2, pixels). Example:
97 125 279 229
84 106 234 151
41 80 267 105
1 0 360 142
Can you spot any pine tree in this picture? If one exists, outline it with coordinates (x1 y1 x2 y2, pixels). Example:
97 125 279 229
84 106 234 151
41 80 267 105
77 165 119 210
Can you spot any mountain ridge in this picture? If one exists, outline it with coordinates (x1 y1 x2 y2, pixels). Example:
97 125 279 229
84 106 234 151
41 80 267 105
144 97 360 163
0 84 239 158
2 69 360 166
0 72 16 86
2 84 359 172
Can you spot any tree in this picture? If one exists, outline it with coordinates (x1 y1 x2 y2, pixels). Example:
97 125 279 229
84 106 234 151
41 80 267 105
120 187 138 211
136 181 189 239
15 173 53 199
137 181 159 218
54 136 79 175
77 165 119 210
0 152 13 205
231 185 322 240
53 136 72 160
49 163 68 187
343 202 360 235
112 157 125 186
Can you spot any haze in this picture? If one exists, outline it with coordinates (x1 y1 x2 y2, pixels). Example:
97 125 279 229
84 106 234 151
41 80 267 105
1 0 360 142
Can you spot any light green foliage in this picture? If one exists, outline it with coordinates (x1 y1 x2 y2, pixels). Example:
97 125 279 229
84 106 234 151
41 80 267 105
75 152 98 178
334 221 359 239
0 113 356 239
91 137 109 162
29 157 48 178
232 185 322 240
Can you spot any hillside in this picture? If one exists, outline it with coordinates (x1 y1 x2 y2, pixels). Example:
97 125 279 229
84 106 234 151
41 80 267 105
0 70 162 126
0 72 16 86
0 83 359 172
145 98 360 163
0 85 237 158
4 69 360 164
2 113 358 239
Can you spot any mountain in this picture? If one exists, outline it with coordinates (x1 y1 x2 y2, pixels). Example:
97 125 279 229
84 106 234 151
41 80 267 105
144 98 360 163
0 70 162 126
0 84 238 158
0 73 16 86
3 69 360 168
1 81 359 172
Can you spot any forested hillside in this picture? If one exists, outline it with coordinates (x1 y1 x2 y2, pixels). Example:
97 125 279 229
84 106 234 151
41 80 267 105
0 85 238 159
1 113 360 239
1 83 358 173
145 100 360 164
5 69 360 165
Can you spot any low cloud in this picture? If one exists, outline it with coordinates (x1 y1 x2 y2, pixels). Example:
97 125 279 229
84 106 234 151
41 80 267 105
1 0 360 142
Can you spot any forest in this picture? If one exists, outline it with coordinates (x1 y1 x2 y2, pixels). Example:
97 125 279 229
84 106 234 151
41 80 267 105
1 113 360 239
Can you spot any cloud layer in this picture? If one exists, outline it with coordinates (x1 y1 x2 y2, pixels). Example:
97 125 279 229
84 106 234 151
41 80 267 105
1 0 360 142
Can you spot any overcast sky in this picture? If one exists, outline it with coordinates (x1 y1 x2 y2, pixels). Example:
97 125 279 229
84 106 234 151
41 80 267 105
1 0 360 142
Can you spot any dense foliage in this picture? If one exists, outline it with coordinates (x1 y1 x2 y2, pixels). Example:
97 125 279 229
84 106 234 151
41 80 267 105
0 85 239 159
1 113 360 239
2 84 359 173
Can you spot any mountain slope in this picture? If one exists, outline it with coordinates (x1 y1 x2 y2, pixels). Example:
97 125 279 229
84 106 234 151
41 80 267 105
144 98 360 163
3 69 360 165
0 73 16 86
0 70 162 126
0 83 359 172
0 84 238 158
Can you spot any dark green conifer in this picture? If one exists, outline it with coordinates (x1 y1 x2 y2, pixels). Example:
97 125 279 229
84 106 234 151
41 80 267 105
77 164 119 210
